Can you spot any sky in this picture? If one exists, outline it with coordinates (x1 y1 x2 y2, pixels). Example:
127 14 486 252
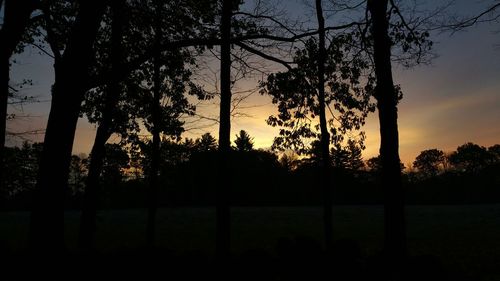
6 0 500 165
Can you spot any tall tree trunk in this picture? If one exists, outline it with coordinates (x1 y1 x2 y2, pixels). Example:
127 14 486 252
0 55 8 195
217 0 232 262
315 0 333 252
29 0 106 254
78 125 112 250
78 0 124 252
0 0 37 197
368 0 406 279
146 0 162 248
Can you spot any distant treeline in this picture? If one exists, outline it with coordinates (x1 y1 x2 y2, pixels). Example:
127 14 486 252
2 136 500 209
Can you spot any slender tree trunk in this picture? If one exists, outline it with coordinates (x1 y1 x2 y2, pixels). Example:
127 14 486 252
29 0 106 254
315 0 333 252
368 0 406 279
0 55 8 194
0 0 37 196
146 0 162 248
78 125 112 250
78 0 124 252
217 0 233 263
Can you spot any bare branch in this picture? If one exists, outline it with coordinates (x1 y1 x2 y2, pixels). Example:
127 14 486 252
235 41 293 70
88 21 365 89
232 11 298 36
30 41 55 58
442 2 500 30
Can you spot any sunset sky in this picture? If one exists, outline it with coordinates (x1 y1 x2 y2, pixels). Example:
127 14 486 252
6 0 500 165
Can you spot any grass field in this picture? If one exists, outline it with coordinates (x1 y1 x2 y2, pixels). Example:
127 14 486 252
1 205 500 280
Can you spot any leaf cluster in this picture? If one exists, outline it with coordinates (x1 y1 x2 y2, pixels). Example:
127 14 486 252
260 32 375 154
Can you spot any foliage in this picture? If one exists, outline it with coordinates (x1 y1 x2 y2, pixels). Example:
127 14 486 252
331 139 365 171
138 133 218 179
306 139 364 171
279 151 300 172
195 133 218 152
68 154 88 195
101 143 130 184
260 34 375 154
488 144 500 162
81 0 216 145
448 142 493 173
413 149 445 177
366 155 405 173
1 142 42 198
234 130 254 152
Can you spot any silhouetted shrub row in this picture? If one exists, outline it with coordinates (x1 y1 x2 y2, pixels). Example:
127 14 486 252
2 148 500 210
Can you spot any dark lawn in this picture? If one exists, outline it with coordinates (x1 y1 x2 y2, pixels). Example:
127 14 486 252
1 205 500 280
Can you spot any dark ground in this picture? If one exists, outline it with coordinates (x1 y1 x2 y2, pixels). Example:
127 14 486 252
1 205 499 280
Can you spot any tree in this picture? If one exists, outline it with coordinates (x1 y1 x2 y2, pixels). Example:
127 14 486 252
365 0 432 277
79 0 126 251
77 0 211 250
279 151 299 172
366 156 382 172
366 155 404 173
146 0 163 249
488 144 500 163
1 142 42 199
366 3 407 268
308 138 365 171
196 133 218 152
0 0 38 199
413 149 445 177
138 0 211 248
234 130 254 152
315 0 334 252
331 139 365 171
68 154 88 195
261 1 373 251
449 142 492 173
217 0 235 262
101 143 129 184
29 0 107 254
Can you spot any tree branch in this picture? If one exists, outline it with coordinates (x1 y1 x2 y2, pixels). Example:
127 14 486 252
235 41 293 70
88 22 365 89
443 2 500 30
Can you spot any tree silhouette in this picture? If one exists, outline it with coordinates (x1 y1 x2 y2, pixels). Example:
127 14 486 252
366 0 432 278
196 133 218 152
0 0 38 200
279 151 299 172
366 155 404 173
2 142 42 198
261 1 373 251
77 0 211 249
217 0 236 263
314 0 334 252
367 0 405 277
413 149 445 177
29 0 107 254
449 142 492 173
79 0 126 251
101 144 129 184
489 144 500 163
234 130 254 152
68 154 87 196
331 139 365 171
146 0 163 249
